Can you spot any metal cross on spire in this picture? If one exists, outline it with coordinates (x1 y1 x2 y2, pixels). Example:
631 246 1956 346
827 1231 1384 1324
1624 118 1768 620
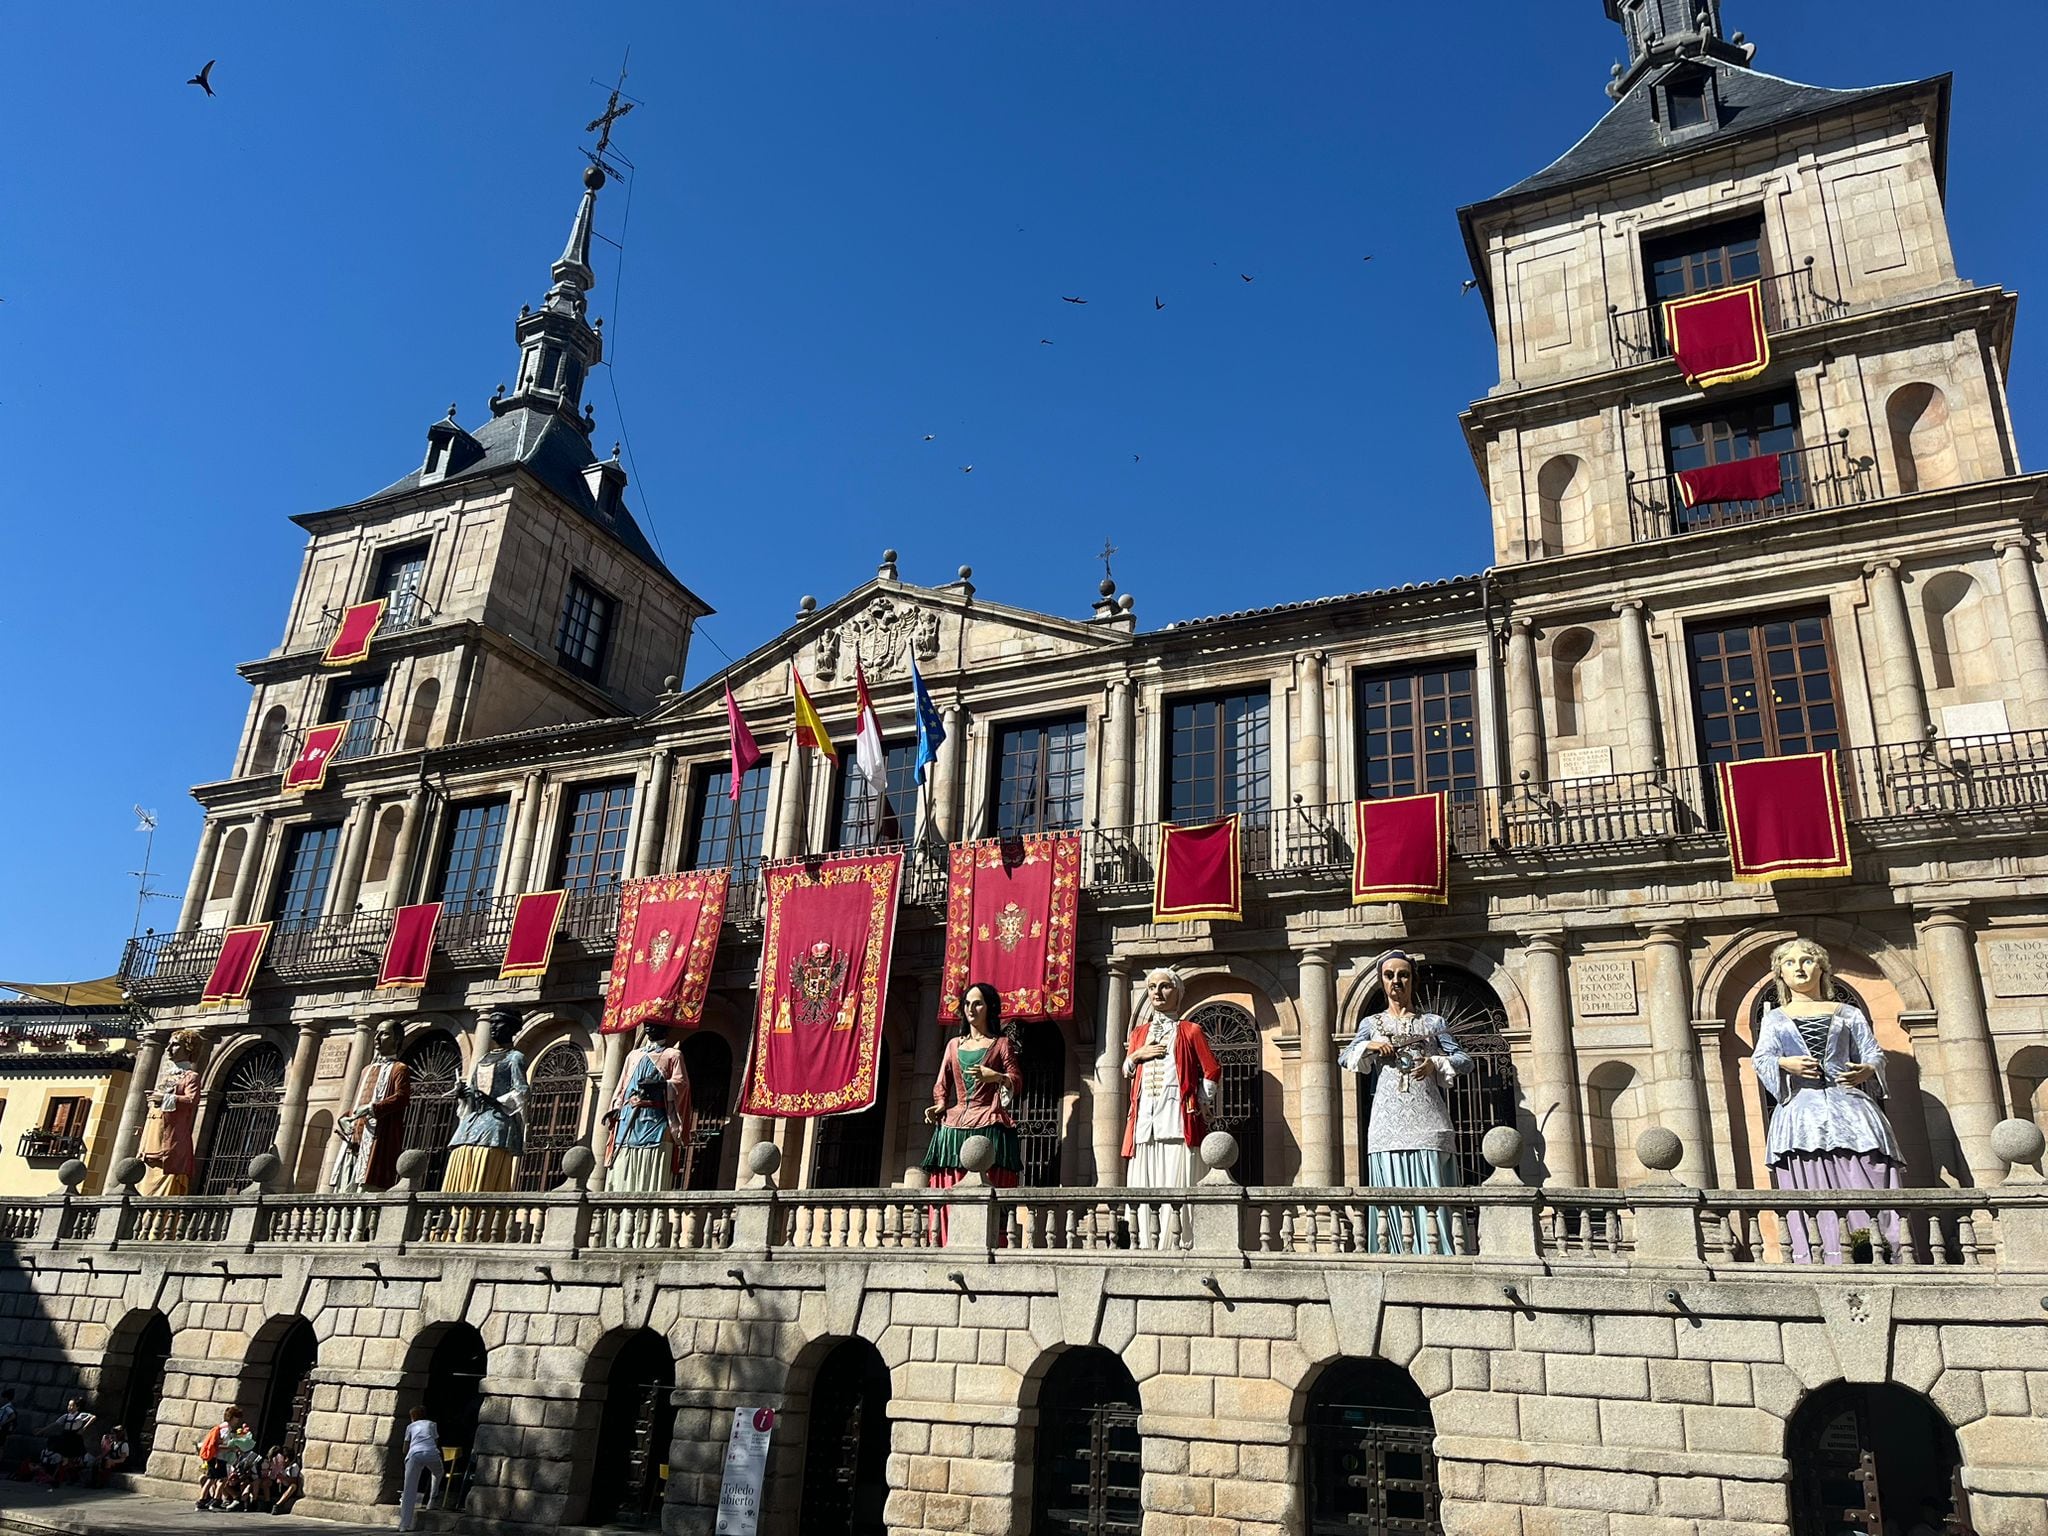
585 49 639 178
1099 538 1119 582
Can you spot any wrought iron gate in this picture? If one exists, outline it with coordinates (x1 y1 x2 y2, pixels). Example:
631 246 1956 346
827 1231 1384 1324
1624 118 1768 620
1016 1020 1067 1187
399 1032 463 1189
799 1341 891 1536
1187 1002 1263 1185
1306 1371 1441 1535
681 1033 734 1191
195 1044 287 1195
1033 1352 1142 1536
514 1042 588 1191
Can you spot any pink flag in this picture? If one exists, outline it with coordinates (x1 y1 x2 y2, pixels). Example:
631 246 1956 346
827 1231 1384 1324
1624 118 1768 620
726 685 763 800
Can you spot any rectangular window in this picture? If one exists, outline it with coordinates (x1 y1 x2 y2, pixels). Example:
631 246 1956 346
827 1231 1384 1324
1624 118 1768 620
1665 77 1709 130
687 762 772 871
372 542 430 627
1643 213 1765 306
556 575 615 683
272 822 343 930
553 780 635 891
1356 663 1480 799
991 717 1087 834
835 743 921 850
326 674 386 760
1689 610 1842 767
1664 388 1805 529
41 1096 89 1140
433 798 510 915
1167 689 1271 822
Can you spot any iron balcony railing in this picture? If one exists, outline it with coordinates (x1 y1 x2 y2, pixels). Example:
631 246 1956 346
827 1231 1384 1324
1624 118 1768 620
15 1130 87 1161
312 591 439 651
1625 434 1878 541
1607 258 1849 367
267 906 398 982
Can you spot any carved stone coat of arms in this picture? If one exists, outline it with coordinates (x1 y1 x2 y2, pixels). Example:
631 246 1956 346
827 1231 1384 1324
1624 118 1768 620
815 595 942 682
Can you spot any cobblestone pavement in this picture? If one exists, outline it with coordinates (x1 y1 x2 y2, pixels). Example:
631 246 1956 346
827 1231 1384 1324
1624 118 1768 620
0 1485 401 1535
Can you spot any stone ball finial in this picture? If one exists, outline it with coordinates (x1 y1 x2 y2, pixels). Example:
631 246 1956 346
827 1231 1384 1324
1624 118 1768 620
113 1157 146 1192
1481 1126 1524 1172
1099 577 1116 598
246 1150 284 1190
558 1145 596 1189
584 163 607 191
1636 1126 1684 1173
799 595 817 614
958 565 973 581
1199 1131 1240 1172
1991 1117 2046 1171
747 1141 783 1178
395 1148 431 1184
663 675 679 693
959 1134 997 1173
1118 594 1134 613
57 1159 89 1191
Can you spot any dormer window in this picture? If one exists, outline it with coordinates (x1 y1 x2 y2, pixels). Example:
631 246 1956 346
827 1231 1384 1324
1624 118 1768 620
424 437 449 479
1667 76 1708 129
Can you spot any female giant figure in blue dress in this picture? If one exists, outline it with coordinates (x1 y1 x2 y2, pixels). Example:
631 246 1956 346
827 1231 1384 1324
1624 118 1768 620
1340 950 1470 1254
603 1021 694 1192
1749 937 1902 1263
443 1007 530 1194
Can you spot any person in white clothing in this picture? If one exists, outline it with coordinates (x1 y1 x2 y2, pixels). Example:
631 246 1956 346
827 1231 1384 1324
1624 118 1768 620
397 1407 442 1532
1121 968 1222 1249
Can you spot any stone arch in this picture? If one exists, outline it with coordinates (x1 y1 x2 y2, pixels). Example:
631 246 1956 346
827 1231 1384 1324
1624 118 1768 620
1887 382 1959 494
1920 569 1994 693
1548 625 1601 740
401 677 441 752
1785 1381 1966 1535
1297 1356 1440 1535
794 1336 893 1536
2007 1043 2048 1140
239 1314 319 1456
1028 1346 1141 1536
575 1327 676 1527
1585 1059 1648 1188
194 1036 289 1195
362 805 405 890
209 827 248 903
98 1308 175 1473
518 1038 593 1191
252 706 289 776
1534 453 1589 557
387 1320 489 1503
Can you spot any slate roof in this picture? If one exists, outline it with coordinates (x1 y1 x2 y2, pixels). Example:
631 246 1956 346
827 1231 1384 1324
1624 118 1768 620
1162 574 1482 632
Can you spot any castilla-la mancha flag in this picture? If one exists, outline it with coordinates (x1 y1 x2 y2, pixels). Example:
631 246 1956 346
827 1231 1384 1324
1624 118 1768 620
740 852 903 1118
941 833 1081 1021
600 869 731 1035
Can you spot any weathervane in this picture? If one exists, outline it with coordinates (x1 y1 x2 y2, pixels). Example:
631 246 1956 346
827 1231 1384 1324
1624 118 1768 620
585 49 640 180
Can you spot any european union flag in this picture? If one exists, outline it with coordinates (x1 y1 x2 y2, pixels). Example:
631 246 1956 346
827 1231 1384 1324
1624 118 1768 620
912 661 946 784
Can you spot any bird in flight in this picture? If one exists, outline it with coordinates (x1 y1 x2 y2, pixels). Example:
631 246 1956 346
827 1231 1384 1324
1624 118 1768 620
1240 273 1254 283
188 60 216 96
1461 279 1480 294
961 465 975 474
1362 255 1374 263
1062 295 1087 305
1132 454 1141 463
1039 338 1054 346
922 434 935 441
1154 296 1165 310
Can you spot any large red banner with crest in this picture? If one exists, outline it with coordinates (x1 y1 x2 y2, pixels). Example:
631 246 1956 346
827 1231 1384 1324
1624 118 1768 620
600 869 730 1034
740 852 902 1119
940 834 1080 1022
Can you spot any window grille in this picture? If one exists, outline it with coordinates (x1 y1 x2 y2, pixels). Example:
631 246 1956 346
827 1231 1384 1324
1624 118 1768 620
514 1042 589 1192
1186 1002 1264 1186
195 1044 287 1195
398 1031 464 1191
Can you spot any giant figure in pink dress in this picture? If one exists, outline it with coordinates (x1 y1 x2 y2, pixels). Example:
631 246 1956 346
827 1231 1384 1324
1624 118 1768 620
922 982 1024 1193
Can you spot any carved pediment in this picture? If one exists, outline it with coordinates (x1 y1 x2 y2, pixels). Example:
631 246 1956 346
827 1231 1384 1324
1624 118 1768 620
815 594 942 683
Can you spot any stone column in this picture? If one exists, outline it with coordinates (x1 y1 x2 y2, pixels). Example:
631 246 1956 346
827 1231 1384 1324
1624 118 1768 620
1091 959 1133 1187
1519 935 1585 1186
384 785 433 908
110 1033 166 1169
1613 599 1666 775
904 972 946 1187
502 773 544 894
1642 924 1713 1187
1296 946 1337 1186
329 798 377 917
585 1029 632 1191
175 820 224 931
770 737 812 858
1918 907 2006 1185
1294 652 1328 808
1995 536 2048 726
227 813 269 924
320 1016 380 1192
1866 559 1933 745
271 1023 325 1190
1100 681 1135 827
631 749 675 878
931 705 967 842
1506 617 1546 788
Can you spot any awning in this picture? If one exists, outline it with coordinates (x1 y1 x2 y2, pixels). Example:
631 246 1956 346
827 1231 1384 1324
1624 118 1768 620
1 978 129 1007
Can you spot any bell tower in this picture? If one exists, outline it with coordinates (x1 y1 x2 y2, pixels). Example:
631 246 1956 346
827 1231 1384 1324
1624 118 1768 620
492 164 608 430
1604 0 1753 98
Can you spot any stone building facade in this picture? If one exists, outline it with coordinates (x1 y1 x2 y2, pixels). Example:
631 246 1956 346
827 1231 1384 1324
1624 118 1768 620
5 4 2048 1534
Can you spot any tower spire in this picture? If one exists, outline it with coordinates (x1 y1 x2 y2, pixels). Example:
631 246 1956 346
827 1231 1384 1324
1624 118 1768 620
1603 1 1754 100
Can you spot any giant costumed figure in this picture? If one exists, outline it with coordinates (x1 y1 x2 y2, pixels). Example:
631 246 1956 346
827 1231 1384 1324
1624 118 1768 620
1122 968 1221 1249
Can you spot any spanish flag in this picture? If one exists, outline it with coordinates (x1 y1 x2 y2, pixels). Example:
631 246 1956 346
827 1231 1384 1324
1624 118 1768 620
792 663 835 754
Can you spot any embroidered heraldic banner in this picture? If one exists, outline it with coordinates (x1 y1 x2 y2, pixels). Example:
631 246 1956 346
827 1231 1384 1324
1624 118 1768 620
601 869 731 1034
1662 280 1770 388
940 833 1081 1021
740 852 903 1118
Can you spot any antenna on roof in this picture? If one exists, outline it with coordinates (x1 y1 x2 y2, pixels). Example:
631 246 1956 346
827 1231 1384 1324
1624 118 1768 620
128 806 173 942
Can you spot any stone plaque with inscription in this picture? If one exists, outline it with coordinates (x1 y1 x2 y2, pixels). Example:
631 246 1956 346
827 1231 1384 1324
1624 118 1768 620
1987 938 2048 998
1941 700 2010 740
316 1038 352 1080
1575 958 1639 1017
1557 746 1614 781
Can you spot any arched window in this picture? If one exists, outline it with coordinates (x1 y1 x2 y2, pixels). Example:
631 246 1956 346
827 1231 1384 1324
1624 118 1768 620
402 678 441 752
101 1311 173 1473
1787 1383 1968 1536
1305 1357 1440 1536
1031 1348 1141 1536
1886 383 1958 495
249 1316 319 1456
252 706 289 777
1016 1019 1068 1188
1187 1002 1264 1184
1356 965 1517 1186
584 1330 675 1527
399 1031 464 1190
811 1052 891 1189
515 1041 589 1192
209 828 248 903
1549 628 1599 740
798 1339 892 1536
681 1033 734 1191
196 1043 287 1195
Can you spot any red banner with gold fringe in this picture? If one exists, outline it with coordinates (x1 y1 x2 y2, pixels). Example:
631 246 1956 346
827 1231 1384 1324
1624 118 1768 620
1715 752 1853 882
1677 454 1783 508
1663 280 1770 388
740 852 902 1118
940 833 1080 1022
282 724 347 794
1152 816 1242 924
323 599 387 667
499 890 566 980
202 923 271 1007
601 869 730 1035
1350 793 1450 904
377 903 441 989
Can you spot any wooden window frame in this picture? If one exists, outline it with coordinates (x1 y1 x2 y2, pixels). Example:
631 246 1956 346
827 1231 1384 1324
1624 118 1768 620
556 574 616 684
1165 688 1271 824
989 715 1088 835
553 779 637 892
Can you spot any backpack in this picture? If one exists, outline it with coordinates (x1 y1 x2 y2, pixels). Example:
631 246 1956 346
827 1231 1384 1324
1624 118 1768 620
198 1424 222 1462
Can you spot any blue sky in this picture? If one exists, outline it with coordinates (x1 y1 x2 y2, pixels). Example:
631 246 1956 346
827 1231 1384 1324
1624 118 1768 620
3 3 2043 979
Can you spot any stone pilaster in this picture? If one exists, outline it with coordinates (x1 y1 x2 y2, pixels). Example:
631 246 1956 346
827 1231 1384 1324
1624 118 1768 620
1296 946 1337 1186
1506 617 1545 788
109 1032 166 1170
1294 651 1328 807
503 771 545 893
1995 535 2048 727
631 748 676 878
587 1029 633 1191
1866 558 1932 744
1918 906 2006 1185
272 1021 325 1190
227 812 269 924
1641 924 1713 1188
1613 598 1666 775
1101 680 1135 827
1093 959 1133 1187
328 796 378 917
931 704 967 842
176 819 224 931
383 784 433 908
1518 935 1585 1186
771 738 813 860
